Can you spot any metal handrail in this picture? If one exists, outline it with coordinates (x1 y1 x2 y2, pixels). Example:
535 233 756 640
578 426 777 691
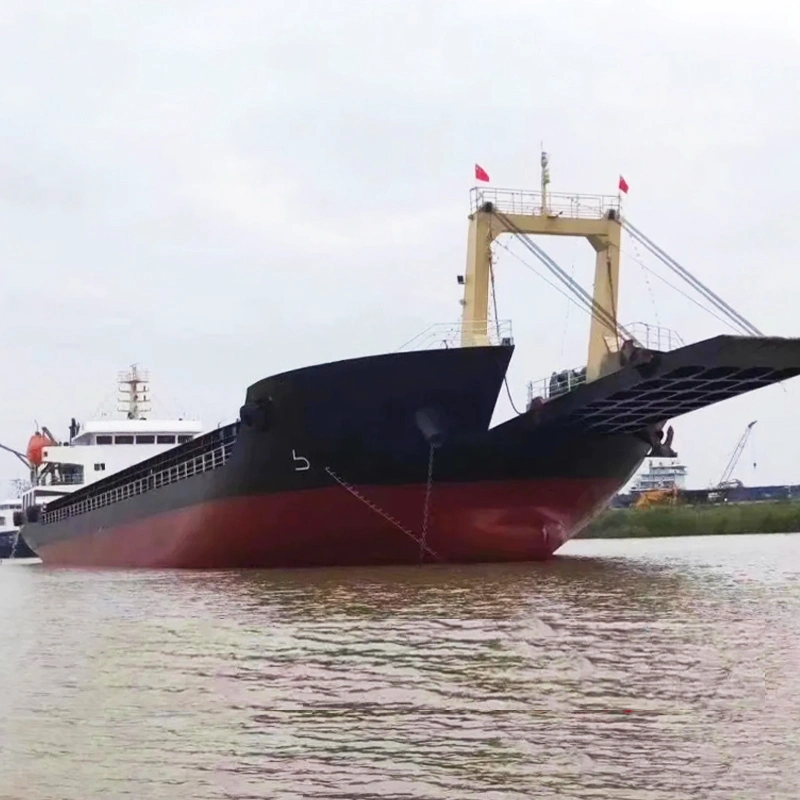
39 424 240 525
41 441 235 525
527 366 588 405
469 187 621 219
623 322 684 352
398 320 514 351
525 322 684 407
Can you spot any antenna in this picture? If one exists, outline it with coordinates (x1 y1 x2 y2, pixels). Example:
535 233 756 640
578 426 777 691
540 148 550 214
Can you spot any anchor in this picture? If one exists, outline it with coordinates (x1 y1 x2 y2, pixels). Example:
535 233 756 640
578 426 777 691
648 423 677 458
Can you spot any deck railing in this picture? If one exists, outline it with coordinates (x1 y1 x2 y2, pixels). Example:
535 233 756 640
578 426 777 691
469 187 621 220
525 323 684 407
624 322 684 352
41 424 239 525
527 366 588 406
398 320 514 352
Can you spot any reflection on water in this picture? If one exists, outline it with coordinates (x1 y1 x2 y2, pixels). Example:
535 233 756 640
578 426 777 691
0 533 798 799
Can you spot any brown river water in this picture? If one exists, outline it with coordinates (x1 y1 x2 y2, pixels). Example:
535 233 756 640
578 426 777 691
0 533 798 799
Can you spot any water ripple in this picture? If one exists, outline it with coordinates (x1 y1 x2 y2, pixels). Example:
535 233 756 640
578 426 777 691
0 533 798 798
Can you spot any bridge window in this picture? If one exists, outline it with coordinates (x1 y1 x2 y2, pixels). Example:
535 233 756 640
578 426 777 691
56 465 84 486
93 463 106 471
0 516 5 526
156 435 176 444
115 435 134 444
136 435 155 444
178 435 193 444
96 435 112 445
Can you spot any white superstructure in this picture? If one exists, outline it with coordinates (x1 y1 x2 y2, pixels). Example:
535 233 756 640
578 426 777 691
630 458 688 493
20 365 204 514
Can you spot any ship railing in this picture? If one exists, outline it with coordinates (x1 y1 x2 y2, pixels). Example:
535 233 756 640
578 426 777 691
41 425 239 525
397 319 514 351
623 322 684 352
526 365 588 406
48 423 239 509
469 187 621 220
118 367 150 384
525 323 685 407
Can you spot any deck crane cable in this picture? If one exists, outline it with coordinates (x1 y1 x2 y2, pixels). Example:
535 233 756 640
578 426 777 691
624 219 760 336
616 240 740 334
492 211 617 335
622 220 762 337
560 249 578 359
491 217 740 338
628 233 661 328
487 238 524 416
624 221 757 336
492 209 636 345
498 239 729 355
495 239 593 314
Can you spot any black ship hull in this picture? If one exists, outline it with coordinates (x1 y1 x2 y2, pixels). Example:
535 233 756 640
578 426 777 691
18 336 800 568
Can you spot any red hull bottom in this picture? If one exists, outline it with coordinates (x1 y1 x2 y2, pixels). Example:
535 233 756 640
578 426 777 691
32 478 619 569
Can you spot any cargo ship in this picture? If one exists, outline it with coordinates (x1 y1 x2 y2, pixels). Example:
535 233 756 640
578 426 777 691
15 160 800 568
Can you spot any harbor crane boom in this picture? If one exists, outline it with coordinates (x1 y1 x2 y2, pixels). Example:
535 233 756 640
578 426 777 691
717 420 757 488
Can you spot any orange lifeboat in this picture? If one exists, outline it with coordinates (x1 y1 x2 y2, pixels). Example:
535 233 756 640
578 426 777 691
26 432 53 466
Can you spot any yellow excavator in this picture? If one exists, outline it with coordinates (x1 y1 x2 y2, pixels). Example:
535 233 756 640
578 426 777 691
634 486 678 509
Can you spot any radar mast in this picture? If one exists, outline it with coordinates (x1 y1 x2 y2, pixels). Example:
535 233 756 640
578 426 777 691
117 364 151 420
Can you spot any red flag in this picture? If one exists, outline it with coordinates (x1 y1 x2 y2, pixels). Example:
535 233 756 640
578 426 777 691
475 164 490 182
618 175 629 194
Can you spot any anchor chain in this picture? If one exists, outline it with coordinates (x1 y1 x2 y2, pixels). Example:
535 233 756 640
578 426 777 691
324 448 440 563
418 443 436 561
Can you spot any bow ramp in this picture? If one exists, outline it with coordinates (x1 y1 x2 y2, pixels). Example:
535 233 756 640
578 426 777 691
527 335 800 435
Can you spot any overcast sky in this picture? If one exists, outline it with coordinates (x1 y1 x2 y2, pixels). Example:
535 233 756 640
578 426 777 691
1 0 799 492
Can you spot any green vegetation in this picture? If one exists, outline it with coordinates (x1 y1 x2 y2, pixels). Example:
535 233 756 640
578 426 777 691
578 501 800 539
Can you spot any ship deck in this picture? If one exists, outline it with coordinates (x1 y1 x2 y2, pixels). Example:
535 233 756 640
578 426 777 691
530 335 800 434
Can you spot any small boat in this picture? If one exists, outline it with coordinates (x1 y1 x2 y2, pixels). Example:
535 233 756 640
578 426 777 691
0 496 38 563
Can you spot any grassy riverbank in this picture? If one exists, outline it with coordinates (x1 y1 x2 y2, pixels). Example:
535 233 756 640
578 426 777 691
578 501 800 539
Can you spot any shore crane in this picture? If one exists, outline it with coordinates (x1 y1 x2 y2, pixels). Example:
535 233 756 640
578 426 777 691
716 420 757 489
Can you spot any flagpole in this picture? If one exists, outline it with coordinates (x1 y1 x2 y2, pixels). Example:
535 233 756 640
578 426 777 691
617 175 628 217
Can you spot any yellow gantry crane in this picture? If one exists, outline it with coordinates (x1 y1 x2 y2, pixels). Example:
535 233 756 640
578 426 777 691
460 152 624 382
